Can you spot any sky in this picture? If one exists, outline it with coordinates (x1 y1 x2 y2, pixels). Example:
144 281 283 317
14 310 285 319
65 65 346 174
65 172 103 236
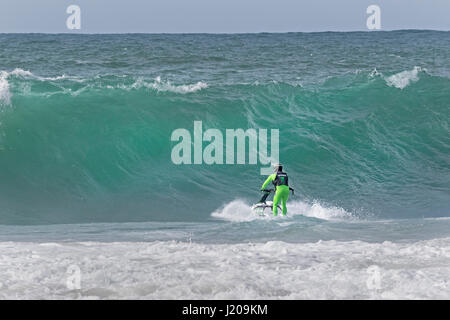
1 0 450 33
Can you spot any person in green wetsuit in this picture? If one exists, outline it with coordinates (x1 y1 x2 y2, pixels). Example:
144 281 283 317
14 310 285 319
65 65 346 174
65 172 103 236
261 164 290 216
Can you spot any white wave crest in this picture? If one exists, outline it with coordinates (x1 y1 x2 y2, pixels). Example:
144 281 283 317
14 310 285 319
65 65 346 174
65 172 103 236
3 68 61 81
385 66 423 89
0 71 12 105
0 68 71 105
0 69 207 103
150 76 208 93
8 68 34 77
211 198 354 222
129 76 208 93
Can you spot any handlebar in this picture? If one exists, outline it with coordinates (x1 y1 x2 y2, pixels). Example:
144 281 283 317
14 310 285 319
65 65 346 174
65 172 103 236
262 188 295 195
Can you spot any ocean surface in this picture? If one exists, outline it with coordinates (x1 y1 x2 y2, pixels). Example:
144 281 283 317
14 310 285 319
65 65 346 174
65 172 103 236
0 31 449 299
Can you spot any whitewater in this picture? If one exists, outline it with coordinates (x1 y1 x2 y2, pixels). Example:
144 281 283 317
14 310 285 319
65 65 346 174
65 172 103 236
0 31 449 299
1 202 450 299
1 237 450 299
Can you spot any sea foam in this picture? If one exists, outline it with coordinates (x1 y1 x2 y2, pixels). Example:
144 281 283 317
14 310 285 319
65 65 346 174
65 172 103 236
0 238 449 299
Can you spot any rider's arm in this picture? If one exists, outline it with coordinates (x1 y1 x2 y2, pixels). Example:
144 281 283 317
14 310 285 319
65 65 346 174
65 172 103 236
261 174 276 190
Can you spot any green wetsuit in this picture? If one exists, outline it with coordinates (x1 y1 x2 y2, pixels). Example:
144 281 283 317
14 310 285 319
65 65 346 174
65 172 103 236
261 173 289 216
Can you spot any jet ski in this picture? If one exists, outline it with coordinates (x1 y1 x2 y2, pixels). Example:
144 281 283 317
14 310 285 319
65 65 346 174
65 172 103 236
251 188 295 216
251 189 281 216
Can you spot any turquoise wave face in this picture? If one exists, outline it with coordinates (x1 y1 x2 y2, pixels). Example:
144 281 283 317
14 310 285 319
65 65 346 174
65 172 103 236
0 32 449 224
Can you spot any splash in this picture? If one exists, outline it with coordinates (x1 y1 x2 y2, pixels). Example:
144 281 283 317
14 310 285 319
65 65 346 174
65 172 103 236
211 199 354 222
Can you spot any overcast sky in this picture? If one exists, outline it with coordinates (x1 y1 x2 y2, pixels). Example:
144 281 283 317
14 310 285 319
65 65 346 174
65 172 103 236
1 0 450 33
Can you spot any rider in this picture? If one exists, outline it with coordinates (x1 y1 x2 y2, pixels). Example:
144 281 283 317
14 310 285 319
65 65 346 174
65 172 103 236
261 164 290 216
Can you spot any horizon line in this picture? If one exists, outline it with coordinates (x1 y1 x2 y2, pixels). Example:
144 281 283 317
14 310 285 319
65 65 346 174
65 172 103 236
1 28 449 35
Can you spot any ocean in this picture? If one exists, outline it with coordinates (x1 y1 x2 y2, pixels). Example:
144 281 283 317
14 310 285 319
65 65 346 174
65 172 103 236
0 31 449 299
